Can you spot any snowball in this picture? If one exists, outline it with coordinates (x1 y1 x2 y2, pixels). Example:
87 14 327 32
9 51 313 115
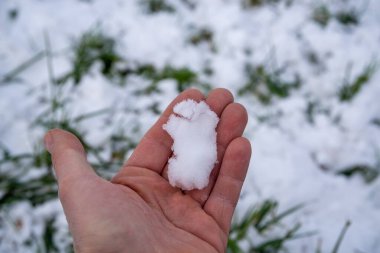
163 99 219 190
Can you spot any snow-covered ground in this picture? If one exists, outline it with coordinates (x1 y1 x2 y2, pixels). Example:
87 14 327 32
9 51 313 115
1 0 380 252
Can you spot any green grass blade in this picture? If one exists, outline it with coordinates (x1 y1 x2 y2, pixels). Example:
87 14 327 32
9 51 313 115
331 220 351 253
0 51 45 83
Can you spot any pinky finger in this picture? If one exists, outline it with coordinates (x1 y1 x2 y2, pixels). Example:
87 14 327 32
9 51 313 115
203 137 251 234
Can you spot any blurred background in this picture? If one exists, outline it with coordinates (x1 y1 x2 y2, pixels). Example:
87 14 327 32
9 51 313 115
0 0 380 252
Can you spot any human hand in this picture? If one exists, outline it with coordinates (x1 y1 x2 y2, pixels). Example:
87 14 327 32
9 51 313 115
44 88 251 253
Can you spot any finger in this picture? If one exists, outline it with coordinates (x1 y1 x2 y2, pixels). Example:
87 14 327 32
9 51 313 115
44 129 97 203
203 137 251 234
204 88 234 117
123 88 204 174
188 103 248 205
160 88 234 179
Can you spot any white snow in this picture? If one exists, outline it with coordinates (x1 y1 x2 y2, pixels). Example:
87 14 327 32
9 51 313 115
163 99 219 190
1 0 380 252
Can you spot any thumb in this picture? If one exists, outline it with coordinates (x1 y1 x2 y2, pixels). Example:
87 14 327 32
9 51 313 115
44 128 97 187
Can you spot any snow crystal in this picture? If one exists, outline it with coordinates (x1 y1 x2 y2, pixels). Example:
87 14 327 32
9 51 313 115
163 99 219 190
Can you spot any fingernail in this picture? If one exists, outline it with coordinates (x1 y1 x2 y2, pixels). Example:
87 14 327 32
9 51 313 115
44 131 54 153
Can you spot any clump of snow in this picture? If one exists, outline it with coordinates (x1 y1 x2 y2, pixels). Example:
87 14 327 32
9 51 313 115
163 99 219 190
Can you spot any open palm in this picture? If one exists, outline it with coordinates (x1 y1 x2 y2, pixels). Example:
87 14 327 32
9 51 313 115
44 88 251 253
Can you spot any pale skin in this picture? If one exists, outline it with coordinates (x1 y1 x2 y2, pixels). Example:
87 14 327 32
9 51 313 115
44 88 251 253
